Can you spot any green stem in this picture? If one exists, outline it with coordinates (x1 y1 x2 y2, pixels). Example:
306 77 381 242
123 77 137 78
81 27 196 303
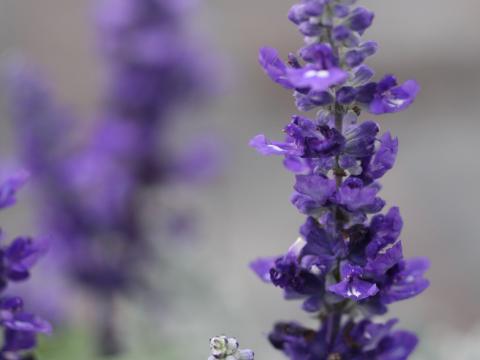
322 2 347 346
97 293 123 357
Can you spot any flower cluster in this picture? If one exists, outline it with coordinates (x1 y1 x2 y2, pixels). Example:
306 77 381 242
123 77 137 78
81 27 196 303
208 336 254 360
0 173 51 359
250 0 429 359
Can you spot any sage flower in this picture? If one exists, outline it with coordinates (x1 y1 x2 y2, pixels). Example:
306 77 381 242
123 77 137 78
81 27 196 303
250 0 428 359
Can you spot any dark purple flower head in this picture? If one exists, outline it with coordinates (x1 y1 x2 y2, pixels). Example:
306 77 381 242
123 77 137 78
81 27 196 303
251 238 325 312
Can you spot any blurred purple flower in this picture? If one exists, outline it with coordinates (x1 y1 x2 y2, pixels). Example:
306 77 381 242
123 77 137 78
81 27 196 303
0 171 29 210
8 0 220 355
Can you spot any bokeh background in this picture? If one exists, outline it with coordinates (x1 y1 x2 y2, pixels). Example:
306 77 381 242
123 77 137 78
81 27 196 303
0 0 479 359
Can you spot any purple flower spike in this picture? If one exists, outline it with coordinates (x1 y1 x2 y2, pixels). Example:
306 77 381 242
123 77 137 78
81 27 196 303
251 0 428 358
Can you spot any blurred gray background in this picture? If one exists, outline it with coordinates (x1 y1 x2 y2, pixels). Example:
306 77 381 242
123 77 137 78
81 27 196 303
1 0 479 358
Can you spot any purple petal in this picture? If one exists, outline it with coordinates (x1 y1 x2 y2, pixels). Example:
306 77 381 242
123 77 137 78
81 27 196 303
287 66 348 92
249 134 295 156
292 175 336 214
250 257 276 283
344 121 379 157
370 79 420 115
365 132 398 179
302 295 322 313
365 242 404 276
366 207 403 258
336 177 383 212
258 47 293 89
376 330 418 360
3 312 52 334
328 277 379 300
382 258 430 303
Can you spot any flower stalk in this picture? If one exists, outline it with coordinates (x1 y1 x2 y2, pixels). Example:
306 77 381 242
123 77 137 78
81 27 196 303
250 0 429 358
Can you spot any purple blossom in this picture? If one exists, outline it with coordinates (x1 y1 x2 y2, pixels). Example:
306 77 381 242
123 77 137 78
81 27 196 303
0 172 29 210
357 75 421 115
336 177 385 213
259 47 293 89
291 175 336 214
300 216 346 272
251 0 428 358
259 44 348 93
2 237 46 283
381 258 430 304
328 262 379 300
251 115 346 161
249 134 297 156
362 132 399 181
343 120 379 157
347 7 375 33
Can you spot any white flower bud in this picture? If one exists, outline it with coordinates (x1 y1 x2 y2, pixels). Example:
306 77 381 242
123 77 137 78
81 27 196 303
208 336 254 360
